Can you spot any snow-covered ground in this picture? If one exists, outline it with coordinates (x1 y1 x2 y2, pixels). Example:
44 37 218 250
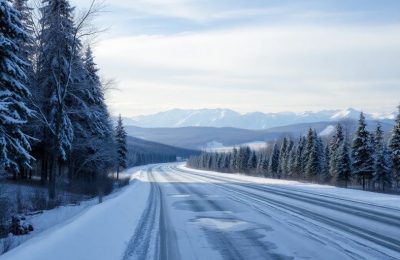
2 163 400 260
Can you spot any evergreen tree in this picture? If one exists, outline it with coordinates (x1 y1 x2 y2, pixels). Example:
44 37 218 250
316 136 325 182
288 146 296 178
13 0 34 76
248 151 257 171
293 137 306 179
0 0 33 174
69 46 116 196
389 105 400 189
269 143 280 178
115 115 127 180
231 148 238 171
278 137 288 178
352 112 374 190
335 140 352 187
329 124 344 179
374 123 392 191
260 155 269 177
223 153 230 170
323 144 330 180
285 139 294 177
36 0 82 199
305 130 320 182
238 146 250 173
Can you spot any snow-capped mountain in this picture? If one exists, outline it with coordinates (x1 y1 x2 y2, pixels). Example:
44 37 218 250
125 108 394 130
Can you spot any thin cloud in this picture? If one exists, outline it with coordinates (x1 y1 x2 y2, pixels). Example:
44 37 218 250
95 23 400 115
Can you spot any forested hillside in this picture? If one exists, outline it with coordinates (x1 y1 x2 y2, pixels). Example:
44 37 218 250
126 136 200 167
189 108 400 193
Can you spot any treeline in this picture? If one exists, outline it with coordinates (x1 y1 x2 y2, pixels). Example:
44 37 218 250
127 152 176 167
0 0 128 201
188 108 400 192
126 136 201 167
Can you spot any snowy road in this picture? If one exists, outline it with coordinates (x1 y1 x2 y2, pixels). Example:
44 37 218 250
123 163 400 260
3 163 400 260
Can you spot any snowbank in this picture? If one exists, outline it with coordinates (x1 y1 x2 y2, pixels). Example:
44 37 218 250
1 169 151 260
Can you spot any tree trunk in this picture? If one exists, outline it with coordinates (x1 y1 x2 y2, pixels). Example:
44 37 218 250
48 156 56 200
362 176 365 190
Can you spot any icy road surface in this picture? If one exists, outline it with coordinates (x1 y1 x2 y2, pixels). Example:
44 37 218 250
3 163 400 260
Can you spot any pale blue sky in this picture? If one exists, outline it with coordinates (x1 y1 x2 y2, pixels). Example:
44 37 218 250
74 0 400 116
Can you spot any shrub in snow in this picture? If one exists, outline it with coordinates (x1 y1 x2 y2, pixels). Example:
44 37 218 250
9 215 33 236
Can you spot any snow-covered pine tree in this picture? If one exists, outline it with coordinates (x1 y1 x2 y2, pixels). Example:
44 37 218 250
260 155 269 177
0 0 33 174
268 143 280 178
238 146 250 173
0 0 32 174
248 151 257 172
278 137 288 178
36 0 81 199
304 129 314 172
323 144 330 181
305 130 320 182
285 139 294 177
70 46 116 198
329 123 344 179
230 148 238 171
293 137 306 179
389 105 400 189
374 123 392 191
335 140 352 187
288 146 296 178
352 112 374 190
316 136 326 182
256 153 263 171
223 153 230 170
13 0 34 75
115 115 127 180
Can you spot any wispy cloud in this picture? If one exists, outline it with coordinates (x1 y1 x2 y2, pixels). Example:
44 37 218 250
95 22 400 115
71 0 400 115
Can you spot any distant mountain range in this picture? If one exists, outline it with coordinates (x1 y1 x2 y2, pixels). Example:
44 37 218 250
125 120 395 150
123 108 395 130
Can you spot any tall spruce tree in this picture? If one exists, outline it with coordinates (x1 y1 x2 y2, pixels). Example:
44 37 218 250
231 148 238 171
293 137 306 178
260 155 269 177
389 105 400 189
278 137 288 178
305 130 320 182
36 0 81 199
335 140 352 187
352 112 374 190
248 151 257 171
284 140 294 177
329 123 344 179
269 143 280 178
13 0 34 75
238 146 250 173
0 0 33 174
288 146 296 178
115 115 127 180
374 123 392 191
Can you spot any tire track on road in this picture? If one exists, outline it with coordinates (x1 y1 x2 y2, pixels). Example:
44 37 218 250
170 165 400 258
